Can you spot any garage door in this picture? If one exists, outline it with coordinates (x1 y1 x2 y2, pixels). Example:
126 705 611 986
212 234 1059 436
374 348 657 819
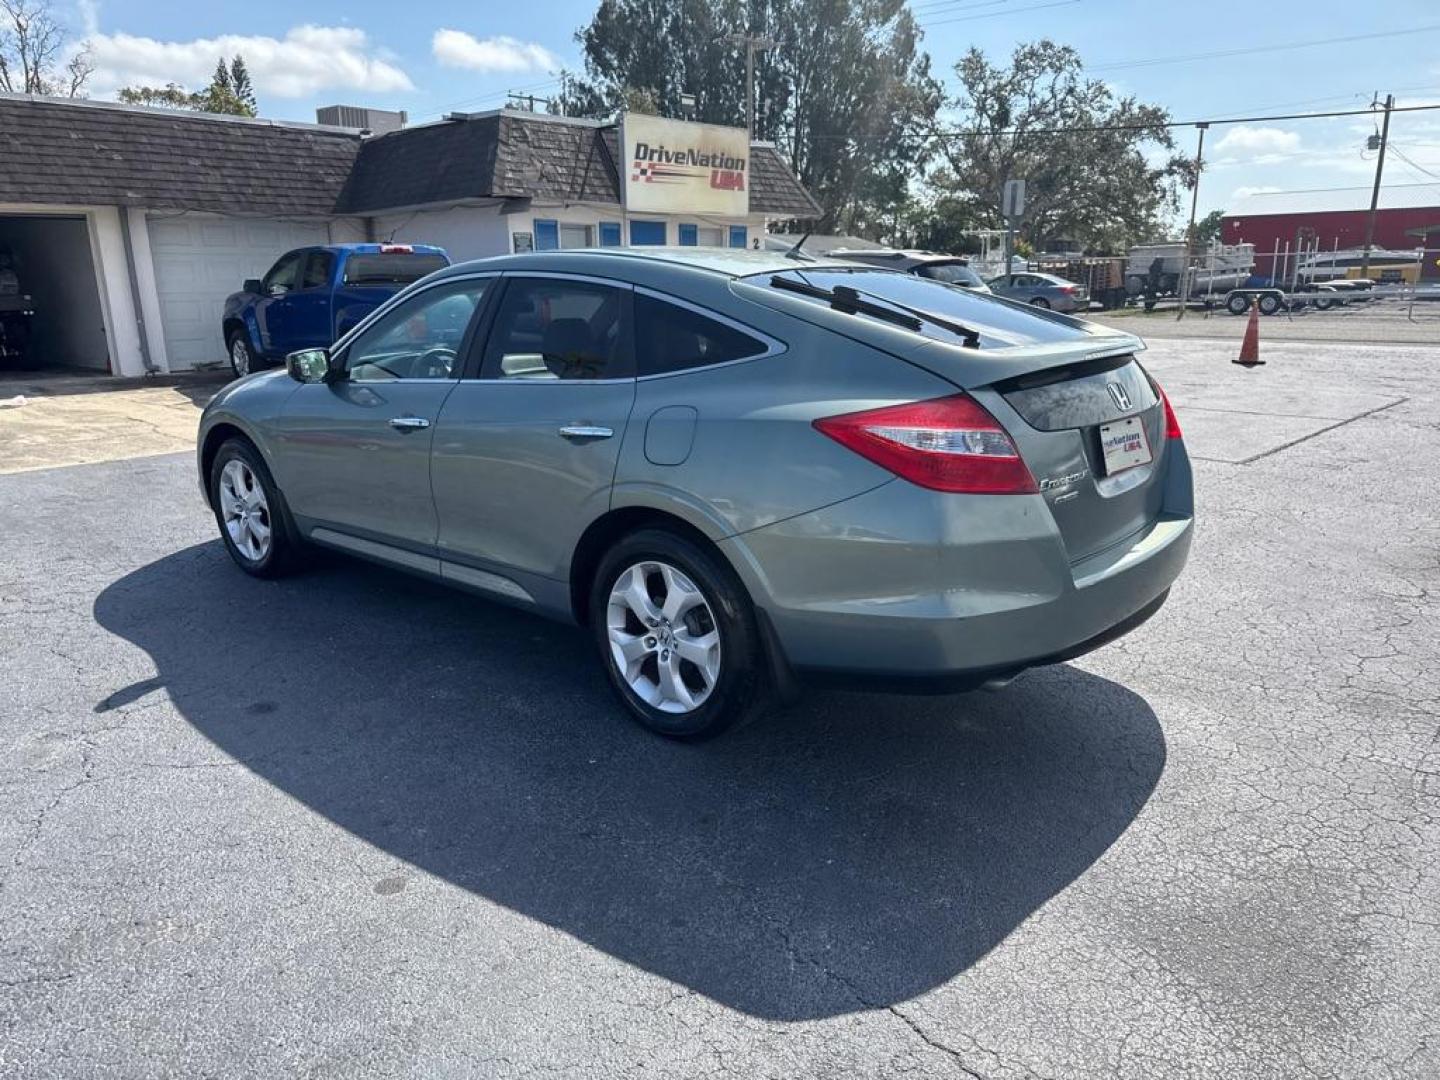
148 216 328 370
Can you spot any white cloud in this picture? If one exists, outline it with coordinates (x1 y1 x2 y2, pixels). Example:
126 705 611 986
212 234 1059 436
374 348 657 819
83 25 414 99
1231 185 1283 200
432 30 557 74
1214 126 1302 161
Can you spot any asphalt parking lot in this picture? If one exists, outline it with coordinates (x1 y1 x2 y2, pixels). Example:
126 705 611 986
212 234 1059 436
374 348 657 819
2 336 1437 1078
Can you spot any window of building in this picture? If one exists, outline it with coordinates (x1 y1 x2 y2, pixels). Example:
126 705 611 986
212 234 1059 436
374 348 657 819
629 220 666 246
696 226 724 247
533 219 560 250
482 278 630 380
728 225 748 249
559 223 593 249
678 223 698 246
634 293 768 377
598 222 622 246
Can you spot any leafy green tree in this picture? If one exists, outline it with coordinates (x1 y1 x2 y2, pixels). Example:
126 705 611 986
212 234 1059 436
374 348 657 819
119 53 257 117
561 0 939 233
117 82 195 109
931 40 1194 251
1194 208 1225 246
228 54 256 111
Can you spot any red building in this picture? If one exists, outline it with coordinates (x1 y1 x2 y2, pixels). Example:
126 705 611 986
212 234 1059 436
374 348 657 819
1222 183 1440 280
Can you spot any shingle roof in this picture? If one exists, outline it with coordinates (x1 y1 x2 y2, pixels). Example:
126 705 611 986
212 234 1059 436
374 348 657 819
749 143 823 219
0 96 820 220
337 111 819 219
0 93 360 215
337 113 619 213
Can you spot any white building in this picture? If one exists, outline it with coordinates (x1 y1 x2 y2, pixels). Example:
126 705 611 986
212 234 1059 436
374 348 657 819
0 94 820 377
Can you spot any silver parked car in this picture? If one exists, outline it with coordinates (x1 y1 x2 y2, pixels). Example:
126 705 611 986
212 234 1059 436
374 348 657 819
198 249 1192 739
988 271 1088 312
828 249 992 292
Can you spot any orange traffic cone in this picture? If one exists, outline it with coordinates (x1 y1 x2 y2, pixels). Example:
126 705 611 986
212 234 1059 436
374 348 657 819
1234 300 1265 367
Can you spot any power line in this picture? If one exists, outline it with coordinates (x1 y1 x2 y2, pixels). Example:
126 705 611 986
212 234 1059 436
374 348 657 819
1088 24 1440 72
910 0 1013 14
929 102 1440 140
1390 145 1440 183
923 0 1079 26
426 77 562 119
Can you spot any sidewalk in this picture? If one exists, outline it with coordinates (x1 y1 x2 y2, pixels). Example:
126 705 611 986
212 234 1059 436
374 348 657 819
0 370 229 475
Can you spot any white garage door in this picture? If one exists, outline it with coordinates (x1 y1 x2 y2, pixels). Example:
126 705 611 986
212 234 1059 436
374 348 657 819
148 215 329 371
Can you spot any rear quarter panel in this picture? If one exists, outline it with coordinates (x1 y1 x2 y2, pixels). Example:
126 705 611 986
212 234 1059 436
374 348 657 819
612 282 962 539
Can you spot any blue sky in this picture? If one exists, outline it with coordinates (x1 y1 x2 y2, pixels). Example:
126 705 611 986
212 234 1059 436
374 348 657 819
68 0 1440 216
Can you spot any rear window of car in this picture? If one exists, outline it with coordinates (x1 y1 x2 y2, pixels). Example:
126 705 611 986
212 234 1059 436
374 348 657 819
342 253 449 286
753 267 1091 348
915 262 983 287
635 294 768 376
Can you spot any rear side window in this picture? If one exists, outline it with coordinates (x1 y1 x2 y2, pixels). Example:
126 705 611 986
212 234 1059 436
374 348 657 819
343 253 449 286
635 294 768 377
482 278 630 380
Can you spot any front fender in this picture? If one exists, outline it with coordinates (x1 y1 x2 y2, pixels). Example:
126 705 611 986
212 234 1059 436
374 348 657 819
197 371 300 502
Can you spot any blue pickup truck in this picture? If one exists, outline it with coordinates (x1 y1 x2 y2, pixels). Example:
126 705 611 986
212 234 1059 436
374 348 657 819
221 243 449 377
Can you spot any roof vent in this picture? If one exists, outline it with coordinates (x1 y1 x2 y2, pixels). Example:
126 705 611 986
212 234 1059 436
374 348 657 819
317 105 407 133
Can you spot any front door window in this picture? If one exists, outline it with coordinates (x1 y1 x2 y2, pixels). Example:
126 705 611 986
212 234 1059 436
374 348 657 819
344 279 491 381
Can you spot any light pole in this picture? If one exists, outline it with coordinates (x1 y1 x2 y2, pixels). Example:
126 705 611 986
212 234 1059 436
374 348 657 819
723 32 778 136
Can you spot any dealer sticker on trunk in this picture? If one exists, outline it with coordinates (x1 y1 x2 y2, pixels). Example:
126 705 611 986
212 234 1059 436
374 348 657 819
1098 416 1152 475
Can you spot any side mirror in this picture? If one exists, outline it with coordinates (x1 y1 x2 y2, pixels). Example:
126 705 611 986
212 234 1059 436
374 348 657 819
243 278 262 294
286 348 331 384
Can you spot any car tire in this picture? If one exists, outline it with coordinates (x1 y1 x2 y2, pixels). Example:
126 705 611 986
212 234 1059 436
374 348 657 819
208 437 305 579
1029 296 1051 309
590 528 767 740
1258 293 1282 316
1226 292 1251 316
227 330 257 379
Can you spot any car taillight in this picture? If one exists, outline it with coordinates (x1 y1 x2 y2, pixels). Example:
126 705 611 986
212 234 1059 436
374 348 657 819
1059 284 1078 294
1157 383 1182 439
380 244 413 253
813 394 1038 494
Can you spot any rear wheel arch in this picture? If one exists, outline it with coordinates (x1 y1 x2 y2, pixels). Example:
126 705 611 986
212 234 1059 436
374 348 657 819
569 506 738 626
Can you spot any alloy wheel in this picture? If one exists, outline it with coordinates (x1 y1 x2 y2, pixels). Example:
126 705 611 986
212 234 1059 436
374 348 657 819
218 458 272 562
231 338 250 376
606 560 721 714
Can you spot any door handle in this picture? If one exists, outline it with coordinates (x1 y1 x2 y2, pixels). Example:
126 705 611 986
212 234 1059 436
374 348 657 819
558 425 614 440
388 416 431 431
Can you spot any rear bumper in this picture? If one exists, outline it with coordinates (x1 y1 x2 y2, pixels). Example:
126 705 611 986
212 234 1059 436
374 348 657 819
720 446 1193 687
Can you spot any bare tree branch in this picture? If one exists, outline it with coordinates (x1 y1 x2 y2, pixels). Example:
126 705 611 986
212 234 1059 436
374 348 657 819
0 0 90 97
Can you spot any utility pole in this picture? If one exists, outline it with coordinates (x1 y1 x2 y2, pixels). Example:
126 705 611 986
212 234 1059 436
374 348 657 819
1361 93 1394 281
723 33 778 135
1176 122 1208 322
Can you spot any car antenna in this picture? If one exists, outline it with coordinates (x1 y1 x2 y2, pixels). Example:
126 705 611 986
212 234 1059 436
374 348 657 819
783 233 816 262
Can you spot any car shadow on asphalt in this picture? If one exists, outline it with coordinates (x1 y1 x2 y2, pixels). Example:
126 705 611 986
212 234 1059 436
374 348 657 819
93 541 1166 1021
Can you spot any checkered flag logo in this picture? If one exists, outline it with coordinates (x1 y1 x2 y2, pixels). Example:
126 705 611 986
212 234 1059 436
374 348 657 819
631 161 655 182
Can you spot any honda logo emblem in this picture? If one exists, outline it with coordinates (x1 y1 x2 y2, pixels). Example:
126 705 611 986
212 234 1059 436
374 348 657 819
1107 382 1132 411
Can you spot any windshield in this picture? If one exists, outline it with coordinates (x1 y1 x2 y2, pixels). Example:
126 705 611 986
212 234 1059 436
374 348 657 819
916 262 984 288
343 253 448 286
752 267 1093 348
